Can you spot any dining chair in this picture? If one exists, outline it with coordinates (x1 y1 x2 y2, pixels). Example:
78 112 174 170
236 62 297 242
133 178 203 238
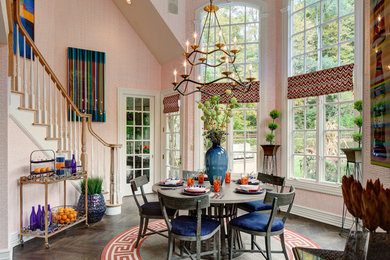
237 172 286 213
158 191 221 260
228 186 295 260
130 175 176 248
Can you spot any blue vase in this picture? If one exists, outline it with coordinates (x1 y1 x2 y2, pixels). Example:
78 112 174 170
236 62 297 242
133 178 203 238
205 142 228 185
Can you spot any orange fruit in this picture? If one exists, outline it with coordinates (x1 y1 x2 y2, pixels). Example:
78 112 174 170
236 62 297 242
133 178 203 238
59 208 64 213
62 215 67 220
60 220 64 224
33 168 40 173
40 168 46 172
46 167 51 171
66 218 70 223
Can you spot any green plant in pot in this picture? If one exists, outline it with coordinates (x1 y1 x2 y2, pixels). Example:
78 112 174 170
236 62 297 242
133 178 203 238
342 100 363 163
261 110 281 156
77 177 106 223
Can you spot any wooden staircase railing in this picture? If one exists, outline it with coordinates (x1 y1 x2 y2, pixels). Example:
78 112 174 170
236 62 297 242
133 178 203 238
7 0 122 207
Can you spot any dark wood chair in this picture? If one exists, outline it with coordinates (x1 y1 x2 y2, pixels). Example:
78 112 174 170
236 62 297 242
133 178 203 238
130 175 176 248
237 172 286 213
228 186 295 260
158 191 221 260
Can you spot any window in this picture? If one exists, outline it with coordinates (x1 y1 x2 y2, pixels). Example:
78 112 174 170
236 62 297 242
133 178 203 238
164 111 181 179
289 0 356 184
197 3 261 177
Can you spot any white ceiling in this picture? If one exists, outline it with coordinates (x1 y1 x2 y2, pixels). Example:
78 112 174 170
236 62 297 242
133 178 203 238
112 0 184 64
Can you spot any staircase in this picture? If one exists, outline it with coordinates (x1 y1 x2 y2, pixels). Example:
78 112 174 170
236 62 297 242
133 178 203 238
6 0 122 215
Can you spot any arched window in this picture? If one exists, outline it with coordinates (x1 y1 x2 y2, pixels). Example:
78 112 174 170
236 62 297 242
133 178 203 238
196 2 262 177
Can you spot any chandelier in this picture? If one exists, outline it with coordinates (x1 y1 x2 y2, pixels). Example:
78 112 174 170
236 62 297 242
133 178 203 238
171 0 256 97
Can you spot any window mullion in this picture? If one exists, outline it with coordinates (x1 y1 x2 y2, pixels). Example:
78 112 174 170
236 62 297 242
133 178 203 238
317 96 323 183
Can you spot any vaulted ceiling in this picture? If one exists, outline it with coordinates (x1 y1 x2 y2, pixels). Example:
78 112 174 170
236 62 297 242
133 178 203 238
112 0 184 64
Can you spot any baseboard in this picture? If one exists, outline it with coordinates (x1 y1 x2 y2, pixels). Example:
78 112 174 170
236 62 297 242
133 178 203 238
0 249 10 260
284 204 354 228
9 232 34 250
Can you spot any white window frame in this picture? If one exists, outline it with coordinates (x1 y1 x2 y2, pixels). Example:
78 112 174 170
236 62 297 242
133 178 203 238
161 89 184 179
282 0 363 196
194 0 268 172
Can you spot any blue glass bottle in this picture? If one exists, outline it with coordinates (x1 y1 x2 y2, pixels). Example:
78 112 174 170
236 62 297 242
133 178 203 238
36 205 41 230
47 204 52 227
71 154 76 174
40 207 45 230
30 206 37 231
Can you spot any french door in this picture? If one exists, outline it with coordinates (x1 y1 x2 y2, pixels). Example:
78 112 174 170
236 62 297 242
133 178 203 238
120 94 155 195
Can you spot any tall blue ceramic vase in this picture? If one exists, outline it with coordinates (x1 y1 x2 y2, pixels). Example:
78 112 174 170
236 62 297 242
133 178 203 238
206 142 228 185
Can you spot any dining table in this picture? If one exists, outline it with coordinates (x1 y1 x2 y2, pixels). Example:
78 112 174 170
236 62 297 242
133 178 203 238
152 180 274 257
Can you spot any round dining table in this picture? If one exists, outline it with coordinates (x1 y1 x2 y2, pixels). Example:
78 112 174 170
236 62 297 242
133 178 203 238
152 180 273 257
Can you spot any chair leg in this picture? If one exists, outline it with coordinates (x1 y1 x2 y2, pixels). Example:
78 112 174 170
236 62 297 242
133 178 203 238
196 239 201 260
229 228 234 260
251 234 255 250
143 218 149 236
167 234 174 260
280 233 288 260
135 216 144 248
265 235 272 260
216 229 221 260
179 241 184 257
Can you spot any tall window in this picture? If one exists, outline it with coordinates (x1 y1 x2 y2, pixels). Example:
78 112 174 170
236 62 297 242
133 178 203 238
164 111 181 179
198 3 261 178
289 0 355 184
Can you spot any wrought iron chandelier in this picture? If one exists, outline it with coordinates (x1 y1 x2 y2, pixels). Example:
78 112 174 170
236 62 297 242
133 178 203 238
171 0 256 97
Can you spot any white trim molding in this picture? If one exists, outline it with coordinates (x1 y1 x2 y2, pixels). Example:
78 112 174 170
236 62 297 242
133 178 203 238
287 178 343 196
282 204 353 228
0 250 10 260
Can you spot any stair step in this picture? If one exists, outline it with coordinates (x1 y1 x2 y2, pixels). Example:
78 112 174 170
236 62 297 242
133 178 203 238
32 123 50 127
18 107 38 112
11 90 24 95
102 191 109 195
45 137 61 141
106 201 123 207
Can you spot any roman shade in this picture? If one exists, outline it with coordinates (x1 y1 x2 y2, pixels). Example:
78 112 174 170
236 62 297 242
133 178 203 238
200 81 260 103
163 94 180 113
287 64 354 99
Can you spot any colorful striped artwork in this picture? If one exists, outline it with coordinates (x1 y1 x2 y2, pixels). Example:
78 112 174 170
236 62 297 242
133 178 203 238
370 0 390 168
13 0 34 59
68 47 106 122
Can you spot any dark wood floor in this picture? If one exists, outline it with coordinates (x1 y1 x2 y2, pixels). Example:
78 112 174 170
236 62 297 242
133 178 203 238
13 194 346 260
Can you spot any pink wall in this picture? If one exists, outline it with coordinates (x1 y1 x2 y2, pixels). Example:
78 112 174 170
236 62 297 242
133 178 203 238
34 0 162 144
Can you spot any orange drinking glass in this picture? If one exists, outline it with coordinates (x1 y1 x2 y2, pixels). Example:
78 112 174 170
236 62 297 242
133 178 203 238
225 172 231 184
187 176 194 187
241 174 249 185
198 173 204 184
213 176 221 192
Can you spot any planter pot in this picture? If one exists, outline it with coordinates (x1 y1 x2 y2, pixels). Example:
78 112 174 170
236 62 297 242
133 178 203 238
77 193 106 223
206 142 228 185
261 145 280 156
341 148 362 163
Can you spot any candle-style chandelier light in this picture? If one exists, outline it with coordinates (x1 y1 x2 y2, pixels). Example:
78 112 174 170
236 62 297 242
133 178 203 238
172 0 256 97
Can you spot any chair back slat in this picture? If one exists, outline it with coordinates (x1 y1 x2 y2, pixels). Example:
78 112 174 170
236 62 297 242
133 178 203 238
130 175 150 209
158 192 210 211
132 175 149 189
257 172 285 192
263 186 295 207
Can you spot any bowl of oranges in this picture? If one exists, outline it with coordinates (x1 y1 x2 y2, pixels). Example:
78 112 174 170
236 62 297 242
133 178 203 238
51 206 79 225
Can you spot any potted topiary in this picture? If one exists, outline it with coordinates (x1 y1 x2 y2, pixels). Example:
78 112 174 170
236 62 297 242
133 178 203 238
342 100 363 163
77 177 106 223
261 110 281 156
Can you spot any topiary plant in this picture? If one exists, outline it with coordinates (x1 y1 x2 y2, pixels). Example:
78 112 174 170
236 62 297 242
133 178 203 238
266 110 280 145
353 100 363 148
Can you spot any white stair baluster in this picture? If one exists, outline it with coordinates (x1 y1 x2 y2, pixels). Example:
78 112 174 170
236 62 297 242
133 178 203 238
42 69 46 124
23 36 27 107
103 147 106 192
36 57 40 123
58 94 62 151
16 25 20 91
91 138 94 177
47 80 51 137
53 86 57 138
30 46 34 109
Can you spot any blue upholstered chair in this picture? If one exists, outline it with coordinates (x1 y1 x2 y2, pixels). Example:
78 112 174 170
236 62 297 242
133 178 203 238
130 175 176 248
237 172 285 213
228 186 295 260
158 191 221 260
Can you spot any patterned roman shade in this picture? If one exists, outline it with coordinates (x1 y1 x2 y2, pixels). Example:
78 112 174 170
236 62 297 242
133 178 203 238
163 94 180 113
200 81 260 103
287 64 354 99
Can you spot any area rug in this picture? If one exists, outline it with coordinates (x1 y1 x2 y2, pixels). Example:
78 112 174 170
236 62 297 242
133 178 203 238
101 219 321 260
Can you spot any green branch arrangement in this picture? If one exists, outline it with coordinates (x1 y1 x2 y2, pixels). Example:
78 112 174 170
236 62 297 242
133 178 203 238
197 90 239 144
352 100 363 148
266 110 281 145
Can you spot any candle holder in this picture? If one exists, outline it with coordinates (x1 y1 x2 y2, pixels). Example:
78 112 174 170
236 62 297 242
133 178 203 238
222 71 233 76
172 82 178 86
198 57 206 62
183 52 190 57
231 49 240 54
191 45 199 50
215 43 225 49
181 74 190 79
246 77 255 82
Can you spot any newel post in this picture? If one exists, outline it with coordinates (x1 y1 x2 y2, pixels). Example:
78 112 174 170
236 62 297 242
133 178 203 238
81 117 87 172
110 146 115 204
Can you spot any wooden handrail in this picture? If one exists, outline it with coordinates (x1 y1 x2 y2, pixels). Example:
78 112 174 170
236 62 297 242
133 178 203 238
12 0 121 149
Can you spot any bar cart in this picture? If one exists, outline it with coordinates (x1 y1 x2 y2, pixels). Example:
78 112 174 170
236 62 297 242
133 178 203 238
19 150 88 248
